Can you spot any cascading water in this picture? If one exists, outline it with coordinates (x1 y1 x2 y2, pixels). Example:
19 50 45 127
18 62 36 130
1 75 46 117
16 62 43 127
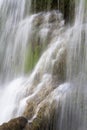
0 0 32 123
59 0 87 130
0 0 87 130
0 0 32 83
0 0 64 124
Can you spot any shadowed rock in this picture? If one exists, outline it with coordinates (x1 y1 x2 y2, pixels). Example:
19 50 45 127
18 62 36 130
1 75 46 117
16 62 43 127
31 0 75 23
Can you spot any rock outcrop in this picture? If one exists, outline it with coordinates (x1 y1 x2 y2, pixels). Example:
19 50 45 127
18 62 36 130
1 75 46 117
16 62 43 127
0 117 28 130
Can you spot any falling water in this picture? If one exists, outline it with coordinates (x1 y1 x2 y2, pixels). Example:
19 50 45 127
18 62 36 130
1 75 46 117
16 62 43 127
0 0 87 129
59 0 87 130
0 0 32 84
0 0 32 123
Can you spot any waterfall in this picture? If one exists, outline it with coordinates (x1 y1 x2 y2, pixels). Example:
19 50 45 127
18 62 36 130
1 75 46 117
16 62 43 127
59 0 87 130
0 0 32 84
0 0 87 130
0 0 64 124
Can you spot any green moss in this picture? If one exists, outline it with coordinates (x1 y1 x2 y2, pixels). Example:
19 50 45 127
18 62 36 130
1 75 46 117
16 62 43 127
24 42 42 74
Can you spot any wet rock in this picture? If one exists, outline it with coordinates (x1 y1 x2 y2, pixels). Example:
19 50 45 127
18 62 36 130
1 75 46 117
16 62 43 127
33 13 44 26
24 100 61 130
24 10 65 74
0 117 28 130
52 46 66 82
23 38 67 124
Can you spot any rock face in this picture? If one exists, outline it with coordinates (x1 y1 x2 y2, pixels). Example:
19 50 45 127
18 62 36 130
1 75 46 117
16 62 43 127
24 10 64 73
31 0 75 23
0 117 28 130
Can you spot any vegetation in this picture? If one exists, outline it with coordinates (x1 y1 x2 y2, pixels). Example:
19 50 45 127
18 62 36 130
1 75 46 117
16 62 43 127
24 44 41 73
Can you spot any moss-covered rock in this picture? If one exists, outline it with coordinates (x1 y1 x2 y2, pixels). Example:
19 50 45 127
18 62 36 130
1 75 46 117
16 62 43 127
0 117 28 130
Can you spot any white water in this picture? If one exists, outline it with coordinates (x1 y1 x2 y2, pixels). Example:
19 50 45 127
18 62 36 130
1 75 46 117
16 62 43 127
0 0 32 123
0 0 87 129
59 0 87 130
0 0 32 83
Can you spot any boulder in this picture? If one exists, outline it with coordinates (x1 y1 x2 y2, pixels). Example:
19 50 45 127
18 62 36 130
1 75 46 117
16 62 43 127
0 117 28 130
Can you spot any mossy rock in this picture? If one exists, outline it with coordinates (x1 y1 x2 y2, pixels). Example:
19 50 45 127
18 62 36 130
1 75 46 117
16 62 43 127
0 117 28 130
